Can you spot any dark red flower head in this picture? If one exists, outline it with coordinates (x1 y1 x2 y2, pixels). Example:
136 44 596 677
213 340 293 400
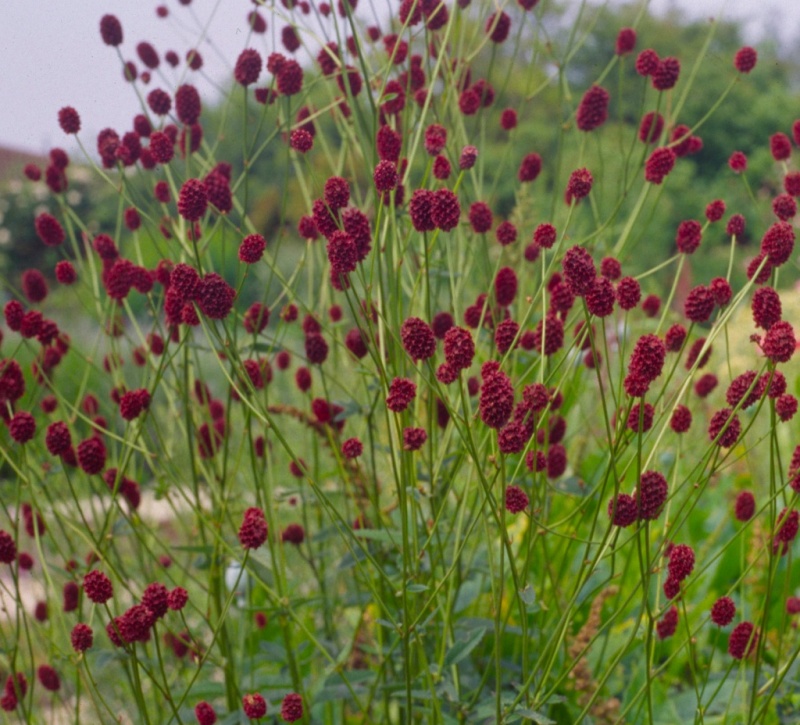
194 702 217 725
373 160 398 192
243 693 267 720
401 317 436 361
708 408 741 447
656 606 678 639
505 485 529 513
281 693 304 722
35 213 65 247
675 219 702 254
58 107 81 134
175 84 201 125
518 153 542 182
136 42 159 69
0 531 17 564
668 543 695 582
752 286 782 330
770 133 792 161
277 59 304 95
239 234 266 264
566 168 593 202
615 277 641 310
734 46 757 73
70 623 93 652
705 199 726 222
235 48 262 86
479 362 514 429
637 470 668 520
734 491 756 521
635 48 659 76
196 273 235 320
460 145 478 169
638 111 663 144
576 85 610 132
77 437 106 475
615 27 636 55
728 621 757 660
562 245 596 296
762 321 796 363
652 57 680 90
84 570 113 604
432 189 460 231
624 333 666 397
386 377 416 412
486 11 511 43
494 267 518 307
585 276 615 317
177 179 208 221
239 507 268 549
670 404 692 433
608 493 637 527
645 147 676 184
100 15 123 46
760 221 794 266
500 108 517 130
684 285 715 323
711 596 736 626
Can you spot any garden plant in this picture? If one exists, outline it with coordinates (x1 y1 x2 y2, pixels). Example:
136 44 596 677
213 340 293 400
1 0 800 722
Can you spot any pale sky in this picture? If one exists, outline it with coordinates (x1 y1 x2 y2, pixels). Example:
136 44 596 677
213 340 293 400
0 0 795 156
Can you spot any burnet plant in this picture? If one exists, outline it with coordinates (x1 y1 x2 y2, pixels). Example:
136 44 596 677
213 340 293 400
0 0 799 722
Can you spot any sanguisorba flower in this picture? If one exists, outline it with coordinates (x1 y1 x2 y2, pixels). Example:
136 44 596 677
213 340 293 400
636 471 668 520
734 46 757 72
99 14 123 46
479 362 514 429
83 570 113 604
401 317 436 362
235 48 262 86
243 693 267 720
239 508 268 549
565 168 593 203
728 621 757 659
762 321 796 363
711 596 736 626
623 333 666 397
645 147 676 184
386 377 416 412
194 702 218 725
58 106 81 134
239 234 267 264
505 485 529 514
576 85 610 131
177 179 208 221
280 693 303 723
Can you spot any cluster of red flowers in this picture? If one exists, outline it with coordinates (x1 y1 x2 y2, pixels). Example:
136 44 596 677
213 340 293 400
4 4 799 717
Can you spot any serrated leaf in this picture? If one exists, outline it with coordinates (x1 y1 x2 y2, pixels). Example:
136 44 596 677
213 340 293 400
454 577 482 613
519 584 537 609
352 528 396 544
515 708 556 724
443 626 486 667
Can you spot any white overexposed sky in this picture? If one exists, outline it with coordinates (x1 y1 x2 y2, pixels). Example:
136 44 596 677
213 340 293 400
0 0 796 156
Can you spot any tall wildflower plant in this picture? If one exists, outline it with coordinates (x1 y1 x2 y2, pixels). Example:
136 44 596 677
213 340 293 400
1 1 799 723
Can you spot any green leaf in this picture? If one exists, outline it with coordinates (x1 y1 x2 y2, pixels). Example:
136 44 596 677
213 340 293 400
443 626 487 667
555 475 588 497
515 708 557 724
352 528 396 544
407 583 429 593
454 577 482 613
332 398 362 421
519 584 538 610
